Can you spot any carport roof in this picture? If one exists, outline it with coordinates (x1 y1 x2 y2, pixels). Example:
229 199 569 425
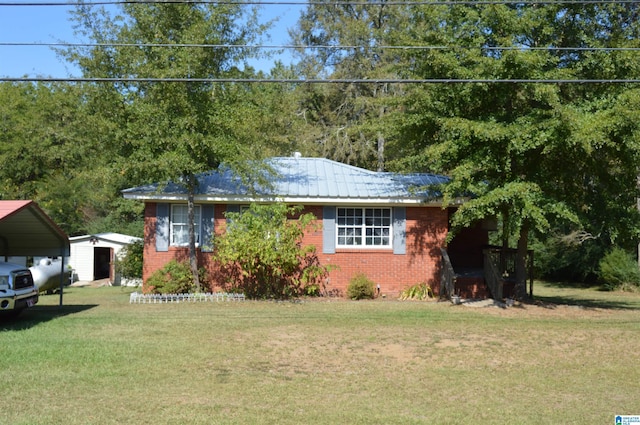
0 200 70 257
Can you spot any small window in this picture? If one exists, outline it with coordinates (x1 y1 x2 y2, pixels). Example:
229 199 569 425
170 205 201 246
337 207 391 247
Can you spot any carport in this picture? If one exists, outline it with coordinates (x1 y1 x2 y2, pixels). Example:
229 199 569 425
0 200 70 305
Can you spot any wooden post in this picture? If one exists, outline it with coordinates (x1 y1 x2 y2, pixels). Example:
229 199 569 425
58 255 65 306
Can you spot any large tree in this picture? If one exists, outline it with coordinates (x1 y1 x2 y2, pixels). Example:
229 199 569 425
62 2 267 290
289 0 408 170
0 81 114 234
389 2 640 298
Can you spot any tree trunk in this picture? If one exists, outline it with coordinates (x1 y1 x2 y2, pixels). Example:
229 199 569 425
377 131 385 172
187 182 201 292
500 209 510 273
514 221 530 301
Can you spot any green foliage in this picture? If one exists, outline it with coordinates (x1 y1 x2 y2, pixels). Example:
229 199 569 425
146 260 206 294
598 248 640 292
63 3 273 289
290 3 405 169
530 232 605 284
115 240 144 280
385 3 640 290
399 283 434 301
448 182 578 242
214 203 333 299
4 2 640 288
346 273 376 300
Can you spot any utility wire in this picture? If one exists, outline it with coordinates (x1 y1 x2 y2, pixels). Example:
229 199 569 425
3 41 640 52
2 76 640 83
2 0 638 80
1 0 640 5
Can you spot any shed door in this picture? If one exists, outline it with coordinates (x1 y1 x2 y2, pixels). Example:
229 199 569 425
94 247 113 281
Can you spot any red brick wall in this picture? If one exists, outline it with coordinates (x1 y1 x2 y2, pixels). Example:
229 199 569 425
315 206 448 297
143 203 449 297
142 202 227 286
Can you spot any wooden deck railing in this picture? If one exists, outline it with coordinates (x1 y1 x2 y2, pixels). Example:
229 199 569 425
441 246 534 301
483 247 534 299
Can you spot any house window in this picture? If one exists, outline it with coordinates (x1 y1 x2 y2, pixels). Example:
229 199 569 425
170 205 201 246
337 208 391 247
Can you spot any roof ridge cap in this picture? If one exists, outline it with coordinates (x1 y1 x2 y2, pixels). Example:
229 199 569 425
273 156 380 175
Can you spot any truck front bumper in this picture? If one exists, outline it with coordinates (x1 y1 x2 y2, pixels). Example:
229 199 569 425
0 292 39 311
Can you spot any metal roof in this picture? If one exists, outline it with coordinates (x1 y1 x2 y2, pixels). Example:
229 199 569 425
0 200 70 257
122 156 449 205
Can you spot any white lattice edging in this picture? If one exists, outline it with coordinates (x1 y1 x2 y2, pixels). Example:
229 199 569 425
130 292 245 304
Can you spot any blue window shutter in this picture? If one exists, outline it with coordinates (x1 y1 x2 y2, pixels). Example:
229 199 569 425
226 204 240 222
323 206 336 254
156 203 170 252
201 205 215 253
393 207 406 255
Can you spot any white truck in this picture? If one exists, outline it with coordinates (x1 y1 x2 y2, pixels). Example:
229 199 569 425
0 262 39 316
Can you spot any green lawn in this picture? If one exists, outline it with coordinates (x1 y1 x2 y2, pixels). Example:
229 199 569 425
1 283 639 424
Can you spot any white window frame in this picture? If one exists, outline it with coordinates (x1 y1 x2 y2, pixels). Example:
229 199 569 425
336 207 392 248
170 204 202 247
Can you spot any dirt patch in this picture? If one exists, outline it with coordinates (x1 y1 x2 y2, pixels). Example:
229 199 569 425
70 278 111 288
461 299 620 319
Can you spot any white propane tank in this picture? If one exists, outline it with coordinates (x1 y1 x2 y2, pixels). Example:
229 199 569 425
30 258 69 293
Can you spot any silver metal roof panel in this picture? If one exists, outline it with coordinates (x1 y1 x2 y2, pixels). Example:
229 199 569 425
122 157 449 203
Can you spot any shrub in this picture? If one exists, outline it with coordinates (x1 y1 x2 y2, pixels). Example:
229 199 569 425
146 260 206 294
530 233 604 284
598 247 640 291
214 203 333 299
399 283 434 300
347 273 376 300
115 239 143 280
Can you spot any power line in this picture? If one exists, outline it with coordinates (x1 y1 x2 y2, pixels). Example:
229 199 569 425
1 0 640 5
2 76 640 83
3 41 640 52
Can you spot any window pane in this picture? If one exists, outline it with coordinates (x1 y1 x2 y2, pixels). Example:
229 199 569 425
336 207 390 247
171 205 201 246
173 224 188 245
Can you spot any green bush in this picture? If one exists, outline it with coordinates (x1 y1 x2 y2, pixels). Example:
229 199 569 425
346 273 376 300
214 203 333 299
529 233 604 284
146 260 205 294
115 239 143 280
598 247 640 291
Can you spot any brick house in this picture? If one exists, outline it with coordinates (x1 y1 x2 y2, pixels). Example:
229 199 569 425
122 156 488 298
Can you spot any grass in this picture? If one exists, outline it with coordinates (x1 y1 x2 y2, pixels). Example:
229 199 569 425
1 282 639 424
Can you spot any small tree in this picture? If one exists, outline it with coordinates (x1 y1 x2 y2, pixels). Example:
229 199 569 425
115 239 144 282
214 203 332 299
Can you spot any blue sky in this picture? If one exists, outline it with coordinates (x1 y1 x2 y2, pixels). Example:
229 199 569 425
0 2 302 78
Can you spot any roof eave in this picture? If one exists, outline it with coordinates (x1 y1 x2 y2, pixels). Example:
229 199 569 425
123 192 457 206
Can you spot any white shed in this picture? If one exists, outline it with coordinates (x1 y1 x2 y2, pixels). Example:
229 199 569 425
69 233 141 286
